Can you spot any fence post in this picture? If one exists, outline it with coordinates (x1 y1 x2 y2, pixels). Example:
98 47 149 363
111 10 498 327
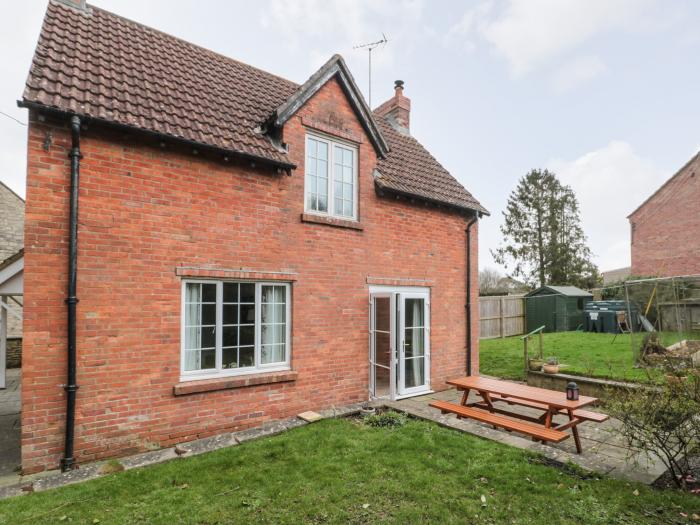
523 336 528 374
500 297 505 338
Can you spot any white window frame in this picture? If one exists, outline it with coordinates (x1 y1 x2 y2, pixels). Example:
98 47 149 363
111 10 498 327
304 132 359 221
180 280 292 381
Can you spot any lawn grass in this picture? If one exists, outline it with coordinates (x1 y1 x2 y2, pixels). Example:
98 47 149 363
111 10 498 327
480 331 660 383
1 418 697 524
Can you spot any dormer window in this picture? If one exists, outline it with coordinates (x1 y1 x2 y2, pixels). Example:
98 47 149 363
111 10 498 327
305 134 358 220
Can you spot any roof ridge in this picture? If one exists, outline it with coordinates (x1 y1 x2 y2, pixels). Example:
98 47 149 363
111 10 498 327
83 1 300 90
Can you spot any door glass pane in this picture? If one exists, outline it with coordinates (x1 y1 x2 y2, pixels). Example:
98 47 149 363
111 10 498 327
375 297 390 332
404 358 425 389
405 298 424 327
404 327 424 358
372 296 392 398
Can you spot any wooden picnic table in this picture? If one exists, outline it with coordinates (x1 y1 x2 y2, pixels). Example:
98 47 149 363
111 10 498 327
430 376 608 454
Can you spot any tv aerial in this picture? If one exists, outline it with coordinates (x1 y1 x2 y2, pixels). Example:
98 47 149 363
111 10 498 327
353 33 389 108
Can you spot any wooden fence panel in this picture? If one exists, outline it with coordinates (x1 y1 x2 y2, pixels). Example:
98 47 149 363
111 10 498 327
479 296 525 339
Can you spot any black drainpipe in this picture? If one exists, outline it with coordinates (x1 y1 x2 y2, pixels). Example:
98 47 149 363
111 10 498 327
61 115 82 472
465 214 478 376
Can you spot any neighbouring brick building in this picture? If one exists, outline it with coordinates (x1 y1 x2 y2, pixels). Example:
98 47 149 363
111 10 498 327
629 151 700 276
0 181 24 367
19 0 487 473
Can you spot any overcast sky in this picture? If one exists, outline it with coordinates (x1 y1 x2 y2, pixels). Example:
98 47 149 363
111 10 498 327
2 0 699 274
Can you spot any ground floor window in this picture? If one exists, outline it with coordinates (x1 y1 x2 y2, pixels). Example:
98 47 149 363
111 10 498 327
181 280 291 379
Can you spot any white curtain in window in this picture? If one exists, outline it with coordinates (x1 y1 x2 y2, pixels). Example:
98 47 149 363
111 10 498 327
410 299 424 387
184 283 201 371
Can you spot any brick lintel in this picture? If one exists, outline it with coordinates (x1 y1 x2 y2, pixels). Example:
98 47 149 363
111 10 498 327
175 266 297 281
366 276 434 287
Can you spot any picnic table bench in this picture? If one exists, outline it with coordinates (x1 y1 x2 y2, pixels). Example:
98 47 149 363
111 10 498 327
429 376 609 453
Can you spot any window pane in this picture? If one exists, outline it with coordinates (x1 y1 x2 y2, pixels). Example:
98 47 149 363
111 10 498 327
223 303 236 325
184 325 200 350
318 160 328 181
334 180 342 198
334 197 343 215
185 302 201 326
262 323 286 345
239 347 255 367
223 283 238 303
186 283 201 303
201 326 216 349
262 302 285 324
184 349 200 371
223 325 237 347
308 138 317 157
262 344 285 364
240 325 254 346
202 283 216 303
343 200 352 217
343 166 352 184
317 141 328 161
240 303 255 324
201 349 216 370
201 303 216 326
318 194 328 212
222 347 237 369
240 283 255 303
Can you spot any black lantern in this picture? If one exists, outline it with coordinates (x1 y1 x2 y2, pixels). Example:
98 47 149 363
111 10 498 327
566 382 579 401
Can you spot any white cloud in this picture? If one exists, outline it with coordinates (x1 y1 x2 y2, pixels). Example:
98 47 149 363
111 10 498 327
548 141 665 271
449 0 656 75
551 55 606 93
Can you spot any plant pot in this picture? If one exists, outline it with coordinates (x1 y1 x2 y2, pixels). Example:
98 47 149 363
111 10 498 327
528 359 544 371
665 374 687 385
543 364 560 374
360 407 376 417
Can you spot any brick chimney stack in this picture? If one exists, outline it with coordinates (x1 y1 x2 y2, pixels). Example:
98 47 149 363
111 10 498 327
374 80 411 135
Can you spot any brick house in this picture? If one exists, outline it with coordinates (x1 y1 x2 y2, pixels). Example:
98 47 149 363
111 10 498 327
19 0 487 474
629 151 700 276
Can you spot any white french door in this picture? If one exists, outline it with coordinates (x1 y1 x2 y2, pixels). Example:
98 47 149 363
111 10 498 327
369 287 430 399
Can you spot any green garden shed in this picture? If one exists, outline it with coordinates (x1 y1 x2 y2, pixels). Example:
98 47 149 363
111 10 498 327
525 285 593 333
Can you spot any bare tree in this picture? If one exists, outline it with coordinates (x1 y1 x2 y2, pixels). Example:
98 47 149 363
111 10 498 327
479 267 503 296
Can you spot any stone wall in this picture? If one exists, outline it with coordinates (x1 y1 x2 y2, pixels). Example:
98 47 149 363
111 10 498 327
6 338 21 369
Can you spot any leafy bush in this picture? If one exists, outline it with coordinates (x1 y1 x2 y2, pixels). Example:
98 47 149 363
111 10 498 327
363 410 407 428
607 370 700 489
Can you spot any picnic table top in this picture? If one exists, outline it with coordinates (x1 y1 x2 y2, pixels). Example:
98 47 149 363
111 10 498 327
447 376 597 410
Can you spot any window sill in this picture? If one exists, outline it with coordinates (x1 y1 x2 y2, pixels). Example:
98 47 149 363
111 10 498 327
301 213 363 231
173 370 298 396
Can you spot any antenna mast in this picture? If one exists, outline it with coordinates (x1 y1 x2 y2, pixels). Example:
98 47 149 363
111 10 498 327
353 33 388 108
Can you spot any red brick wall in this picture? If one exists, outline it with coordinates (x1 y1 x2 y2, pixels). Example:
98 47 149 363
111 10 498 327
629 154 700 277
22 77 479 473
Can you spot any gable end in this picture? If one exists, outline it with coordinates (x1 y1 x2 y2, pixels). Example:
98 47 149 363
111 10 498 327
269 55 390 159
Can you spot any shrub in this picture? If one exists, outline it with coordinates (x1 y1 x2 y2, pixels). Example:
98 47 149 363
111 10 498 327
363 410 407 428
606 370 700 489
